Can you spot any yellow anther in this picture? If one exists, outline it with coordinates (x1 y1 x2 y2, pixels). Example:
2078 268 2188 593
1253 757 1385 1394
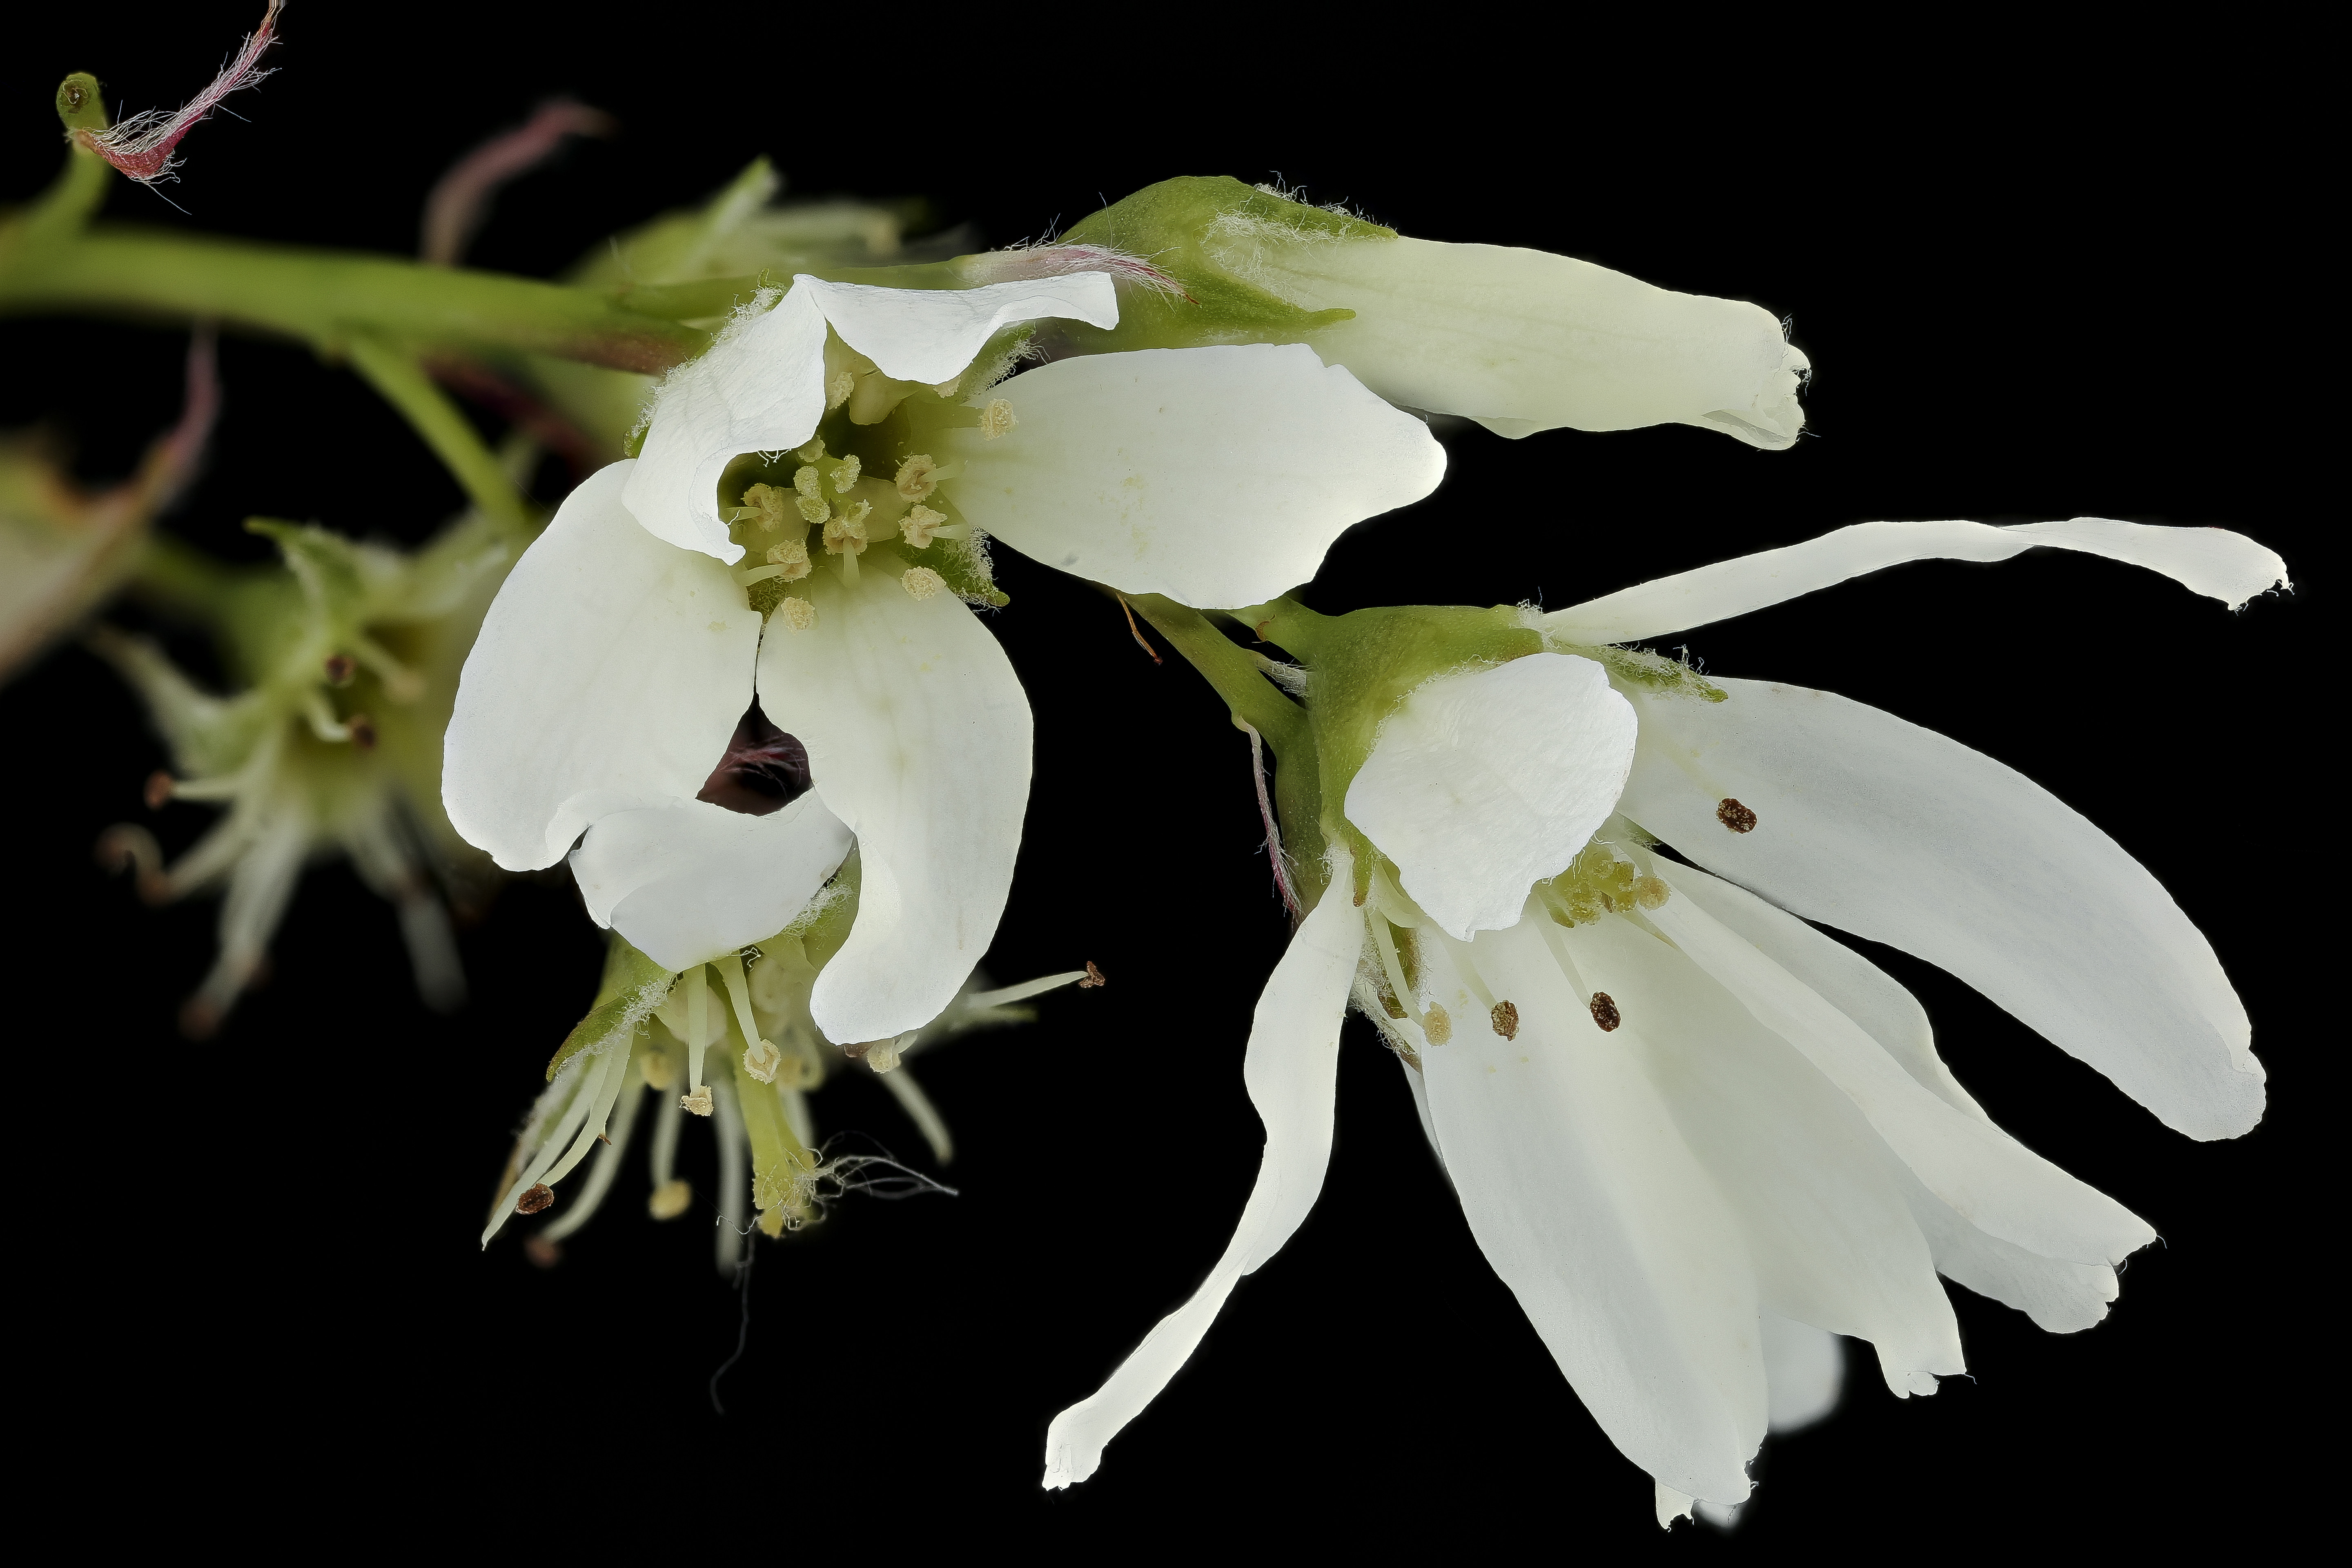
1423 1003 1453 1045
648 1179 693 1221
742 1038 782 1083
764 537 811 579
795 437 826 463
824 501 871 555
829 454 862 492
865 1037 903 1073
797 493 831 523
740 483 790 531
978 398 1017 439
637 1047 678 1090
900 505 948 547
901 566 945 601
931 374 962 398
895 454 940 501
794 465 823 498
1632 874 1670 909
778 596 817 632
827 369 856 410
680 1086 713 1117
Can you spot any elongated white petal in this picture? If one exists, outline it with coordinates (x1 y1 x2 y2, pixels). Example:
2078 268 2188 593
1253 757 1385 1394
942 344 1444 607
1042 863 1362 1488
1216 234 1806 448
805 272 1119 384
1554 909 1963 1396
627 287 828 561
569 794 854 971
1894 1165 2122 1334
1622 680 2263 1140
1346 653 1636 939
1762 1315 1845 1432
1547 518 2289 645
1641 872 2155 1265
1666 864 1986 1118
444 461 756 871
1420 918 1763 1503
756 568 1030 1043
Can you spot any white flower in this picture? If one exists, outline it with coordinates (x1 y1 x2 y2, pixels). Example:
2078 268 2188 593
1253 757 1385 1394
1061 176 1811 448
447 270 1443 1062
1042 517 2287 1514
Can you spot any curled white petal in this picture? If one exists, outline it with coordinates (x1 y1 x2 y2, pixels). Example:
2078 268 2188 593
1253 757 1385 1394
1345 653 1636 939
1042 859 1361 1489
1419 918 1764 1504
1621 679 2263 1140
943 344 1444 607
1217 234 1807 448
569 794 853 972
444 460 756 871
804 272 1118 385
1546 518 2290 645
756 568 1030 1044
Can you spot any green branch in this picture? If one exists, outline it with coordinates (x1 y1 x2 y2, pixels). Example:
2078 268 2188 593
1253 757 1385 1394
345 337 535 541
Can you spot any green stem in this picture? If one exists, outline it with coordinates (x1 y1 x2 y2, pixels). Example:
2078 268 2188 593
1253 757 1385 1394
1126 593 1307 756
345 336 534 541
0 222 707 373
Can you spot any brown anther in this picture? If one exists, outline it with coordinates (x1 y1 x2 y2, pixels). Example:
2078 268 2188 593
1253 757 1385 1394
1716 798 1757 834
1079 960 1107 989
1491 1000 1520 1039
323 653 356 686
516 1183 555 1215
1589 992 1622 1032
347 714 378 751
842 1040 873 1058
523 1236 563 1269
143 771 175 811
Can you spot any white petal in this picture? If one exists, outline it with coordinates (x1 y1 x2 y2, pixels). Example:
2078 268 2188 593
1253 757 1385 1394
1895 1167 2122 1334
1419 918 1763 1503
804 272 1118 385
1214 234 1807 448
755 568 1030 1043
1640 870 2156 1265
569 794 854 972
1622 680 2263 1140
1546 518 2290 645
1555 908 1963 1396
443 461 757 871
1761 1314 1844 1432
626 287 829 561
941 344 1444 607
1042 864 1363 1488
1345 653 1636 939
1666 864 1987 1119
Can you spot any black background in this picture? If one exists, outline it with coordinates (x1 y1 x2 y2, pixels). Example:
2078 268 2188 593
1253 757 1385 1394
3 5 2323 1554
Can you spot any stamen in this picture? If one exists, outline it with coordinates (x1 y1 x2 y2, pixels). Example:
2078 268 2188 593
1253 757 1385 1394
978 398 1018 439
1423 1003 1454 1044
796 437 827 463
516 1183 555 1215
648 1178 693 1220
829 455 862 492
1435 929 1499 1013
778 596 817 631
866 1033 911 1073
300 690 350 743
901 566 945 600
1631 874 1670 909
350 633 425 702
824 503 871 555
764 535 811 576
1717 798 1758 833
1367 911 1428 1039
895 454 940 501
1491 1000 1520 1039
684 962 711 1098
740 483 791 532
827 369 856 410
900 505 948 547
713 953 780 1087
323 653 355 686
1589 992 1623 1032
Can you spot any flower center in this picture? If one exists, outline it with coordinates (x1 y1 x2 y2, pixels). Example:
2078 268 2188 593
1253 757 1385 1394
696 702 811 816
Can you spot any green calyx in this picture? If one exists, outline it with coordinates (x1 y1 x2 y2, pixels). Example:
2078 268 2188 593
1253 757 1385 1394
1052 176 1394 354
546 936 677 1081
1245 597 1541 901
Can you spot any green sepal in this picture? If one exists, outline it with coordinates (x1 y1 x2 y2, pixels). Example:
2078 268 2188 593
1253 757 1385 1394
545 936 677 1082
1051 176 1393 354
